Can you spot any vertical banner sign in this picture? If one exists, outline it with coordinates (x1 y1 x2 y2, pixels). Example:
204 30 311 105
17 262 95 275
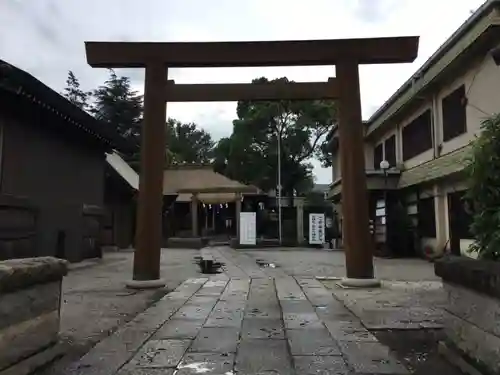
239 212 257 245
309 213 325 244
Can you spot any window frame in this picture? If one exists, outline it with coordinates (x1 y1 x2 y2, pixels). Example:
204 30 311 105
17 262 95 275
442 84 467 142
402 109 433 161
384 134 396 167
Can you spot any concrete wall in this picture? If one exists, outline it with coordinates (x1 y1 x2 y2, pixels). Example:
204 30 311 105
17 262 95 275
437 55 500 156
370 52 500 171
331 139 375 182
0 257 67 373
364 141 374 170
329 43 500 256
442 282 500 374
366 51 500 259
0 111 106 262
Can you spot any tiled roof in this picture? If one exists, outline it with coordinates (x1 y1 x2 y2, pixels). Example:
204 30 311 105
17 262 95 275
398 145 472 188
0 59 137 154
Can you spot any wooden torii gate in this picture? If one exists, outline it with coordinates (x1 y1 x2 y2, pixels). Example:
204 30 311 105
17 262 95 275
85 37 419 288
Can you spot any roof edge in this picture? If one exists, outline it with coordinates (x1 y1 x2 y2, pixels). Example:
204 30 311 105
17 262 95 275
0 59 137 154
367 0 500 128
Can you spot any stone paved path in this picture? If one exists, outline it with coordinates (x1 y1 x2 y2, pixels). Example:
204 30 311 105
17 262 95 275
65 248 411 374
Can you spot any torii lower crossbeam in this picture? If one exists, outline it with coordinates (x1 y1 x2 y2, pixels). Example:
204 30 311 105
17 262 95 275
84 37 419 288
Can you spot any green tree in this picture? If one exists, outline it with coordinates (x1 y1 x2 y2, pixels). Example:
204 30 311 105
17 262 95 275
166 119 214 163
466 113 500 260
215 77 336 197
317 129 337 168
90 69 143 144
62 71 91 110
128 119 214 171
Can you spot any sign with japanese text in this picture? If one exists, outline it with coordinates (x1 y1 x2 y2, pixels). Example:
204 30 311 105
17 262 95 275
239 212 257 245
309 213 325 244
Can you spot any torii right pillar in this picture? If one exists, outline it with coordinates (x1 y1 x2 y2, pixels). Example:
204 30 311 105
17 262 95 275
337 61 379 287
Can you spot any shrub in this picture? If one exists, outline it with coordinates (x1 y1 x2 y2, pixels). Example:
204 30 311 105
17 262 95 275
466 113 500 260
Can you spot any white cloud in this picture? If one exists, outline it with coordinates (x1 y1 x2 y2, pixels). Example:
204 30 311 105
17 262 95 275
0 0 487 183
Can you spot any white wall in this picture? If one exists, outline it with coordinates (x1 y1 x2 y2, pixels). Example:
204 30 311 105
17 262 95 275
437 55 500 155
331 140 373 180
372 52 500 172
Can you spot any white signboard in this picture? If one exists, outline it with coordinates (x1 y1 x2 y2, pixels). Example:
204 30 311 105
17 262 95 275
239 212 257 245
309 213 325 244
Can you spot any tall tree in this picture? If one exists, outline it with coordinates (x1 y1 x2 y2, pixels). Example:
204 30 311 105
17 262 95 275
62 71 90 110
90 69 143 144
128 119 215 171
165 119 215 164
216 77 336 196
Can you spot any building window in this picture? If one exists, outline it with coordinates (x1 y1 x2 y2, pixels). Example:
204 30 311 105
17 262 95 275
374 143 383 170
402 109 433 161
417 197 436 237
442 84 467 142
384 135 396 167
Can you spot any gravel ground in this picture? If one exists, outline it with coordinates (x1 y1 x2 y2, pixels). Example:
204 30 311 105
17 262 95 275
243 248 439 280
36 248 201 375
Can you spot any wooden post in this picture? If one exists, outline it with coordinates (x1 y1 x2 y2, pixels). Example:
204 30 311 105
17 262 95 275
132 63 167 282
235 194 242 240
212 206 216 231
296 199 304 244
336 61 375 280
191 194 199 237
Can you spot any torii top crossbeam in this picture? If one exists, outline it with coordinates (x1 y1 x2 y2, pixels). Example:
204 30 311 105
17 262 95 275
85 37 419 68
86 36 419 286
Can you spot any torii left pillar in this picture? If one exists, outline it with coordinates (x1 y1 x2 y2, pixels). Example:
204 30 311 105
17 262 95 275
127 63 167 288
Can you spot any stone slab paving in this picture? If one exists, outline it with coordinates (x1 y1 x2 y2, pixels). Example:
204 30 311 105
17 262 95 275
36 249 202 375
64 272 410 375
322 279 445 331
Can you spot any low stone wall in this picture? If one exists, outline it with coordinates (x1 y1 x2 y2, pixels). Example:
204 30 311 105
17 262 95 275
435 256 500 374
0 257 68 374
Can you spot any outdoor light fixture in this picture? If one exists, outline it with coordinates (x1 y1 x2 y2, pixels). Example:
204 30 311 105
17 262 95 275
379 160 390 171
380 159 390 189
492 46 500 66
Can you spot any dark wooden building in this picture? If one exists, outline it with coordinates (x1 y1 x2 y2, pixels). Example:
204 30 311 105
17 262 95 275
0 59 134 262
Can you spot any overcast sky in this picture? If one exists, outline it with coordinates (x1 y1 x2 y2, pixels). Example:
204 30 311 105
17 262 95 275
0 0 486 183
